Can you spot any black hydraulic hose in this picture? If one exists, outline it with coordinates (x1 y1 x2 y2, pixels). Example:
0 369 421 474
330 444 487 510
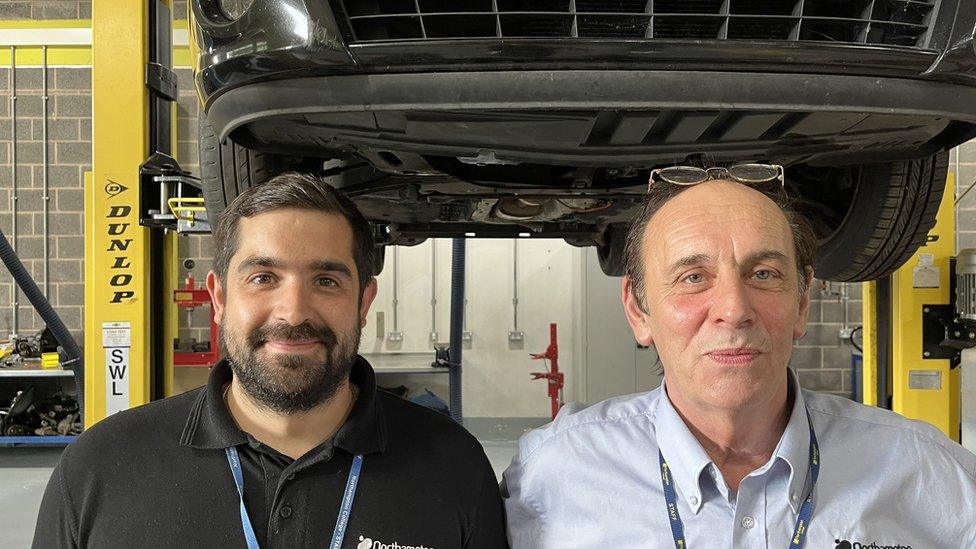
0 227 84 423
448 238 465 423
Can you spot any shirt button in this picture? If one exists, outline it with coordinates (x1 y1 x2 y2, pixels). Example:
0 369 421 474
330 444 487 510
286 473 295 481
740 516 756 529
689 496 699 506
280 505 293 518
791 493 798 503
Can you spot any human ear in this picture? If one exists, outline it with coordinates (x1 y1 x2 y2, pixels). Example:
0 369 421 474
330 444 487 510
359 278 378 327
206 271 225 325
622 276 655 347
793 267 815 339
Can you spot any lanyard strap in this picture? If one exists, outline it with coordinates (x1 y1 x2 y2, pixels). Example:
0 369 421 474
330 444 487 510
224 446 365 549
658 410 820 549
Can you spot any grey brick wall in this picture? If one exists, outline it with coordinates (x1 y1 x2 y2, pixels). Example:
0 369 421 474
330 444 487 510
0 66 90 344
174 0 187 21
0 1 182 20
793 280 862 397
0 1 90 19
954 145 976 252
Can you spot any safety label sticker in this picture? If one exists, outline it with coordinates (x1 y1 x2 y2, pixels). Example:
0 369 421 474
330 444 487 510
102 321 131 415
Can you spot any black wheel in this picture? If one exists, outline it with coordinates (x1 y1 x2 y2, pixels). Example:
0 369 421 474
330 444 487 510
597 225 628 277
199 111 283 225
814 152 948 282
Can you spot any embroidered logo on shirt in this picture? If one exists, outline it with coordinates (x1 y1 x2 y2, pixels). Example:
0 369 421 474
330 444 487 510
357 534 434 549
835 539 912 549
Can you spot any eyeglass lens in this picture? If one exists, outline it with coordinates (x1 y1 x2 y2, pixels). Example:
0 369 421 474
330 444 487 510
657 166 708 185
727 164 780 183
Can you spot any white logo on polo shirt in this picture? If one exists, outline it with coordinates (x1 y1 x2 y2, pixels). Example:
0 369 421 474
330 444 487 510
357 534 434 549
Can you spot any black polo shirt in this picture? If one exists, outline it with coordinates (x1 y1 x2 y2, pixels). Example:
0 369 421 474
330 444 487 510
33 357 508 548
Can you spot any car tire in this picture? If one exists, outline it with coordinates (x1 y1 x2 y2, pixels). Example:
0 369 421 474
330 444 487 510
814 152 948 282
597 225 628 277
198 112 282 225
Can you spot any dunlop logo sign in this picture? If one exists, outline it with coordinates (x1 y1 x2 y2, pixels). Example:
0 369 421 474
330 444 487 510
104 180 134 304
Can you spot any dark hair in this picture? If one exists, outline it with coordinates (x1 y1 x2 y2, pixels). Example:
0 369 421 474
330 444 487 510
623 180 817 312
212 172 376 291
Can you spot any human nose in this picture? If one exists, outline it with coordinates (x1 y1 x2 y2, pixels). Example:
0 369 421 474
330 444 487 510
710 275 756 327
273 279 315 326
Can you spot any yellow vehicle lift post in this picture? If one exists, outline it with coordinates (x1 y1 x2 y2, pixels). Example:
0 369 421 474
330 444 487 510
861 172 961 440
87 0 176 426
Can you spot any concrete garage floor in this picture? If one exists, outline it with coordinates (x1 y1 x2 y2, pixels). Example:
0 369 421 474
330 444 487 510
0 448 63 549
0 440 519 548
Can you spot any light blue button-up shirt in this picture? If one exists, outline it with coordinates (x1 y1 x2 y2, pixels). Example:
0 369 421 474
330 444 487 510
502 371 976 548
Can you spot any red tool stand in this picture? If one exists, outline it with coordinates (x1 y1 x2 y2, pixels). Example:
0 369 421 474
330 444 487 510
173 276 219 367
530 323 565 420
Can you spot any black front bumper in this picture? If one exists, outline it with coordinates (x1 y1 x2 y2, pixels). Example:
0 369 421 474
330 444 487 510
207 68 976 168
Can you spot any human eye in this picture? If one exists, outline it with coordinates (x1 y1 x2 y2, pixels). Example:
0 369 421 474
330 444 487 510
682 272 705 284
315 276 340 287
248 273 274 285
751 268 780 282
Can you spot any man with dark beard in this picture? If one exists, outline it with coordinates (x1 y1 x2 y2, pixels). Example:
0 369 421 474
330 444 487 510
33 173 508 549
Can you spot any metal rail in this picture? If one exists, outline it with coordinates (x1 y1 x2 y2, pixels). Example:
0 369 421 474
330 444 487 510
9 46 18 335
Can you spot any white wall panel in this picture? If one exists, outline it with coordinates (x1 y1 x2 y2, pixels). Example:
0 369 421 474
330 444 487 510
360 238 583 418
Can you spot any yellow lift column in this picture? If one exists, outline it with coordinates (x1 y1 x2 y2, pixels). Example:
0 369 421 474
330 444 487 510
87 0 175 426
862 172 960 440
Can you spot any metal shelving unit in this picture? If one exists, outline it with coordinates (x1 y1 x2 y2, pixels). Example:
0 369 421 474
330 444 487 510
0 367 79 446
0 369 76 378
363 352 456 414
365 352 450 376
0 436 76 445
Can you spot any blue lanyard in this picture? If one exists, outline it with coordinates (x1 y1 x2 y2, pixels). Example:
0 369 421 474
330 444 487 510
224 446 365 549
658 410 820 549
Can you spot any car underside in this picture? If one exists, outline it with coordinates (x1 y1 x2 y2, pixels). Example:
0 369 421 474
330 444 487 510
191 0 976 279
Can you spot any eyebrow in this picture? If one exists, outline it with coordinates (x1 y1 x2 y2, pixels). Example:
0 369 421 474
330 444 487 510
666 253 712 275
236 255 353 278
744 250 790 266
665 250 790 274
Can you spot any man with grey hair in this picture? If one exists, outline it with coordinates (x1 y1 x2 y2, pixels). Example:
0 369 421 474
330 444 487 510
34 173 508 548
502 165 976 547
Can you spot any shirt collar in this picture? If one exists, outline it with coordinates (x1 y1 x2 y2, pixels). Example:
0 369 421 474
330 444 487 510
655 378 714 514
180 355 387 456
654 369 812 515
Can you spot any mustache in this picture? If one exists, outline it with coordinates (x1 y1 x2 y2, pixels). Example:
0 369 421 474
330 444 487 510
247 322 338 349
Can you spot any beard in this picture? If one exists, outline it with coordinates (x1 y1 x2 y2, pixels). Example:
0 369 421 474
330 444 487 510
220 319 361 414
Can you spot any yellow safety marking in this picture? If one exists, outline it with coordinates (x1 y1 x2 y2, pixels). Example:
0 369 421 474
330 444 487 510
861 280 877 407
0 19 91 29
0 19 191 67
0 46 91 65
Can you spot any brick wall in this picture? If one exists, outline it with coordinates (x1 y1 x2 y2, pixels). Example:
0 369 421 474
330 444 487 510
0 1 90 19
0 66 89 344
954 145 976 251
0 1 182 20
794 280 862 397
